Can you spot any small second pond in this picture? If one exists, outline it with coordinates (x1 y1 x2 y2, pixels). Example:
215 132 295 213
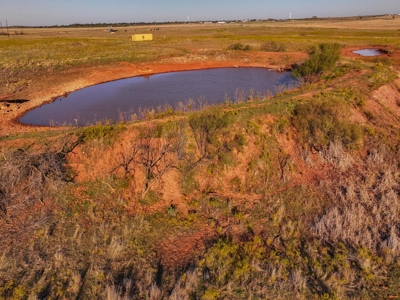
352 49 382 57
20 67 298 126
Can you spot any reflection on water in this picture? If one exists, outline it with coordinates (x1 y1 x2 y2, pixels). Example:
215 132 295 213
20 67 298 126
352 49 382 57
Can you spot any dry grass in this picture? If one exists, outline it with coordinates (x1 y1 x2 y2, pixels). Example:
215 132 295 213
313 146 400 257
1 19 399 93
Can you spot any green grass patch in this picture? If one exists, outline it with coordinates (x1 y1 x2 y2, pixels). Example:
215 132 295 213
292 89 364 148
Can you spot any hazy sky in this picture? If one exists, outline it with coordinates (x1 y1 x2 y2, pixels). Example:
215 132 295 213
1 0 399 26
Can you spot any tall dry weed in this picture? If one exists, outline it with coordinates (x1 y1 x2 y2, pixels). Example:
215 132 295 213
169 270 198 300
323 140 354 170
312 147 400 257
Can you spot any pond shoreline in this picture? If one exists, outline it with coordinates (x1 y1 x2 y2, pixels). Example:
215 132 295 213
3 46 393 135
1 54 307 135
19 67 298 127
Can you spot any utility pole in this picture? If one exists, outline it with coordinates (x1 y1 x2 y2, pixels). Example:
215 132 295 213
6 20 9 37
0 22 3 35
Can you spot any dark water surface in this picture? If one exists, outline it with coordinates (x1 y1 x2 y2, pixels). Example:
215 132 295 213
352 49 382 57
20 68 298 126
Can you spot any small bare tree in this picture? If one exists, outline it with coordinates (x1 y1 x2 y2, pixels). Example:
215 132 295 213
110 142 139 178
109 121 187 199
0 135 79 216
136 121 186 198
0 147 65 215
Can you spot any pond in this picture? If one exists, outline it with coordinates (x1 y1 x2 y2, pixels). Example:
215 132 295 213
20 67 298 126
352 49 382 57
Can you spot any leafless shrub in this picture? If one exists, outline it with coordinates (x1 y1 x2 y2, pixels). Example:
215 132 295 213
149 283 163 300
108 236 126 259
169 270 198 300
110 121 187 198
136 122 186 197
289 269 307 294
174 96 209 113
367 148 385 164
110 141 139 177
0 145 70 215
0 65 20 94
322 140 353 170
387 224 400 253
107 278 133 300
234 89 247 104
261 263 307 298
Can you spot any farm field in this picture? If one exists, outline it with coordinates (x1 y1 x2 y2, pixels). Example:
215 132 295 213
0 17 400 299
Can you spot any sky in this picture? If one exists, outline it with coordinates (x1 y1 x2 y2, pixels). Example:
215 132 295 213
0 0 399 27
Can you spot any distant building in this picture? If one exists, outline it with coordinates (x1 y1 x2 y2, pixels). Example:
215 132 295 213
132 34 153 42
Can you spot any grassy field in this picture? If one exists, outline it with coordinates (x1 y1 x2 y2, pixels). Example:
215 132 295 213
0 17 400 300
1 18 400 71
0 18 399 99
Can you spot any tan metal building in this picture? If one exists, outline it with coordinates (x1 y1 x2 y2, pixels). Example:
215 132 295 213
132 34 153 41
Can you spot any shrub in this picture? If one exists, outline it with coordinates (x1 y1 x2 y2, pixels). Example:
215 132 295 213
293 43 341 83
260 41 286 52
230 176 242 192
0 145 71 215
77 123 125 145
274 117 290 134
227 43 252 51
179 169 199 195
292 95 363 149
189 108 232 162
233 132 246 149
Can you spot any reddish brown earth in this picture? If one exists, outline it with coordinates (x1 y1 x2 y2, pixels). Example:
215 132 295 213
1 49 400 270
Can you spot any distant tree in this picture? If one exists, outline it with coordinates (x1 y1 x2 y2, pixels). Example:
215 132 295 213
293 43 341 83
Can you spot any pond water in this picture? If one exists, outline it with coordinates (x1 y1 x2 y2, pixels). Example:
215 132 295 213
352 49 382 57
20 67 298 126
